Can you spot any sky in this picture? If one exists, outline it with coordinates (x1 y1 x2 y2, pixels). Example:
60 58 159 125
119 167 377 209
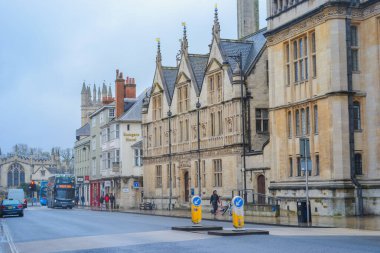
0 0 267 154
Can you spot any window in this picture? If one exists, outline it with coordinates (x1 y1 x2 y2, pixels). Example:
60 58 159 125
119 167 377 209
301 108 306 136
314 105 318 134
179 121 183 142
285 43 290 85
213 159 222 187
194 161 199 188
178 84 189 113
116 124 120 138
92 138 96 151
134 149 142 166
293 35 309 82
152 94 162 121
109 108 115 118
7 163 25 187
202 160 206 187
127 124 130 131
155 165 162 188
289 157 293 177
107 127 110 142
293 41 298 82
353 101 361 130
115 149 120 163
210 113 216 136
354 153 362 175
311 32 317 77
159 126 162 146
315 155 320 176
295 109 300 136
167 165 170 188
218 111 223 135
107 152 111 169
256 109 269 133
208 72 222 104
297 157 301 177
306 107 310 135
351 26 359 71
173 164 176 188
185 119 189 141
288 111 292 138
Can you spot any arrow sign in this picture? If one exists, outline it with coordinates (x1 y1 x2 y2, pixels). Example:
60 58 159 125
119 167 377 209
192 196 202 207
233 196 244 208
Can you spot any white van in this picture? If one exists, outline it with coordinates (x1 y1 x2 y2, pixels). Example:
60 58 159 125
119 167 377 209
7 189 27 208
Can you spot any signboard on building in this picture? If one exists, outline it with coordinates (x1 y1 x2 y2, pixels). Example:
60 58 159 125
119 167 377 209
77 177 84 183
104 181 111 187
84 176 90 183
122 188 129 193
124 133 140 142
133 181 140 189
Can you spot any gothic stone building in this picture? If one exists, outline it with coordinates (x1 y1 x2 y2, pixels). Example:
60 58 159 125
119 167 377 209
142 7 268 208
265 0 380 215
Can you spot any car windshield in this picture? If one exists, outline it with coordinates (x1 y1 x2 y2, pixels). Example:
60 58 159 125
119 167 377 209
3 199 20 205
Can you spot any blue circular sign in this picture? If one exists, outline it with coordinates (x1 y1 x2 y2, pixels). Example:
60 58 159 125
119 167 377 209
192 196 202 207
233 196 244 208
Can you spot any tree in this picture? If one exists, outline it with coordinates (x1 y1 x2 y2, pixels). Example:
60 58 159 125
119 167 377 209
61 148 74 174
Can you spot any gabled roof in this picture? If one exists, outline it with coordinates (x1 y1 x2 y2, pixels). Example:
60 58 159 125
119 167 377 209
119 88 151 122
188 54 209 93
162 67 178 103
131 140 142 149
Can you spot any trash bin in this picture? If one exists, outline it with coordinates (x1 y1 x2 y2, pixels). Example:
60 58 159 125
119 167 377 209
297 200 312 225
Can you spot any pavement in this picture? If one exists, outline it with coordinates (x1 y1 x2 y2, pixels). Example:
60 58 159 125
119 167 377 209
1 206 380 253
80 205 380 231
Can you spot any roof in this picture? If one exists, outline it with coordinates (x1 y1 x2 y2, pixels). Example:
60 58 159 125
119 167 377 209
131 140 142 148
76 123 90 139
119 88 151 122
162 67 178 102
188 54 209 92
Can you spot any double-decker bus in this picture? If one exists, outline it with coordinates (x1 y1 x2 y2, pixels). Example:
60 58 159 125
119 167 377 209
39 181 48 206
47 175 75 209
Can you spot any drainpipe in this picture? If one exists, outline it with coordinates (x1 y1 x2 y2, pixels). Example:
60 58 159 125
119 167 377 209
346 3 363 216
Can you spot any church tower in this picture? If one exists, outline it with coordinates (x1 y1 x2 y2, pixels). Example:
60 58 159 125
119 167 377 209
237 0 259 39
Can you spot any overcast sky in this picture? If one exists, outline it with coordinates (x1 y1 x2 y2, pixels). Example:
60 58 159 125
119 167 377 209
0 0 267 154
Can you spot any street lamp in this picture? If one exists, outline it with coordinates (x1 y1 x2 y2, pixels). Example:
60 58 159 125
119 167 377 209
223 52 247 203
196 99 201 196
168 109 173 211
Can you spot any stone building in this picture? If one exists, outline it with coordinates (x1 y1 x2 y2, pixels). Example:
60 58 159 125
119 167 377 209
264 0 380 215
142 6 268 209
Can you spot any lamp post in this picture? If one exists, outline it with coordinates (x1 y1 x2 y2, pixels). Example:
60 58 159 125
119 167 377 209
224 52 247 203
196 99 201 196
168 109 173 210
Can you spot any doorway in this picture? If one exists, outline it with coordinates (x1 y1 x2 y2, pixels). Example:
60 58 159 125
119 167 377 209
184 171 189 202
257 175 265 204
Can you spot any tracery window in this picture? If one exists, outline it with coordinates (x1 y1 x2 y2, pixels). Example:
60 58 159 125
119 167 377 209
7 163 25 187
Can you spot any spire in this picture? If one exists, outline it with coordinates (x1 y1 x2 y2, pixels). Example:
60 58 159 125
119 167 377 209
108 84 112 98
93 83 97 103
81 81 86 94
156 38 162 64
181 22 188 55
87 86 92 105
102 81 107 99
98 87 101 103
212 4 221 42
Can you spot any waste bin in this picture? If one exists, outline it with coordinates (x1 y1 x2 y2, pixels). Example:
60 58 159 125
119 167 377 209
297 200 312 225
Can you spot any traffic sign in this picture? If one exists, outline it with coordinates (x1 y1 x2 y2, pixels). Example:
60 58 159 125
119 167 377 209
233 196 244 208
133 181 140 189
192 196 202 207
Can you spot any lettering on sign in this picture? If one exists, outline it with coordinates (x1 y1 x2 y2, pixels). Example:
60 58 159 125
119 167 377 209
124 133 140 142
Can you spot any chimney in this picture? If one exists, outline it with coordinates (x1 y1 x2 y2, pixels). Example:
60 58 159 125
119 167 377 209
115 70 125 118
125 77 136 99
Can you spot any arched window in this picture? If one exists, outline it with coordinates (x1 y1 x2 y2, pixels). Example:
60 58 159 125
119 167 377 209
7 163 25 187
353 101 361 130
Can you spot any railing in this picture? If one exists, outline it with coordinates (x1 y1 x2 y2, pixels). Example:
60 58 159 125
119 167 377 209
232 189 279 206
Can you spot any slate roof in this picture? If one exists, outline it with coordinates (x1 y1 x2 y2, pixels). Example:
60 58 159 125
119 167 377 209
188 54 209 92
76 123 90 139
221 28 267 74
162 67 178 102
119 88 151 122
131 140 142 149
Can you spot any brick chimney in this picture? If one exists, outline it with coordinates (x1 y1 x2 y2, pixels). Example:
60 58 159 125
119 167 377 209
115 69 125 118
125 77 136 99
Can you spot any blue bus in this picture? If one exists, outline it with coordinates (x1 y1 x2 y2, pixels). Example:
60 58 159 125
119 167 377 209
40 181 48 206
47 175 75 209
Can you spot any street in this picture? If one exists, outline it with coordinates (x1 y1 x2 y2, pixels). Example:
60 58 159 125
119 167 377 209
0 206 379 253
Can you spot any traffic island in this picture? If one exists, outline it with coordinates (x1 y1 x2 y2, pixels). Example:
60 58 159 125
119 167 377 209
208 229 269 236
172 226 223 231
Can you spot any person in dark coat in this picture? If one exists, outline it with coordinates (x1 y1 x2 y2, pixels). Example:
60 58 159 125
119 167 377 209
110 193 115 210
210 190 220 214
81 195 85 207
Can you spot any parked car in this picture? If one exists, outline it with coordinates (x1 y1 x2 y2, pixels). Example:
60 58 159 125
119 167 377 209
0 199 24 217
7 189 27 208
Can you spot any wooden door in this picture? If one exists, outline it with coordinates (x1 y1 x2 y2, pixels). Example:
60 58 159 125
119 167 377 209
257 175 265 204
184 171 189 202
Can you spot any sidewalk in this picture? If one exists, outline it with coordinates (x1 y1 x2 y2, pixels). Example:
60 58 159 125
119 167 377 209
79 205 380 231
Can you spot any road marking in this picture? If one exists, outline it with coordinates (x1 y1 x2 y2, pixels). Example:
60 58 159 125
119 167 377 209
1 220 19 253
15 230 214 253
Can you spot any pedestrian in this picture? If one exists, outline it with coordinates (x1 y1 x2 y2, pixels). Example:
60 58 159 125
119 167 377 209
81 195 85 207
75 195 79 206
99 195 104 211
210 190 220 215
110 193 115 210
105 193 110 210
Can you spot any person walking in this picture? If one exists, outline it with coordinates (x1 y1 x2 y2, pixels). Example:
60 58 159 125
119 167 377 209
81 195 85 207
210 190 220 215
110 193 115 210
105 193 110 210
99 195 104 211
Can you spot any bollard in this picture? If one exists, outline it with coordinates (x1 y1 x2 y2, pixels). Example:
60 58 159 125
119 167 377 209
232 196 245 230
191 195 202 225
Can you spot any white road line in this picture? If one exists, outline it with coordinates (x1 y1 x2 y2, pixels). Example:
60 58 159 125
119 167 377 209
1 220 19 253
15 230 214 253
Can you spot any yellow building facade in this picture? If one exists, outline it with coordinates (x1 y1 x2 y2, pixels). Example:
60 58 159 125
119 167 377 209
265 0 380 215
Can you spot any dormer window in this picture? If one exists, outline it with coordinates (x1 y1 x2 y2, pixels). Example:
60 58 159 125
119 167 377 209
208 72 222 104
178 84 189 113
109 108 115 118
152 94 162 121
